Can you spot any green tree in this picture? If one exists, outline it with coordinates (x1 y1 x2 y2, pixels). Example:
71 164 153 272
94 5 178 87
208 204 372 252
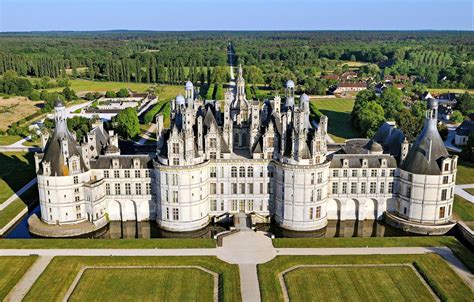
67 116 91 142
450 110 464 123
460 133 474 162
116 88 130 98
105 91 116 98
456 92 474 115
397 108 423 142
379 86 404 120
114 107 140 139
359 101 385 137
62 87 77 101
352 89 377 127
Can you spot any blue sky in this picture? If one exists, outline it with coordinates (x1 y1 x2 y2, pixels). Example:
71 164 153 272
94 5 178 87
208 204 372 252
0 0 472 32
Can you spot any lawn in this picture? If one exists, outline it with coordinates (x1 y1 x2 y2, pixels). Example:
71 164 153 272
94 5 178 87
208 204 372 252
0 238 216 249
47 79 153 93
0 96 43 131
284 265 434 302
258 253 472 302
453 195 474 228
272 236 474 273
0 135 23 146
0 256 37 300
69 267 214 302
427 88 474 94
310 98 360 143
24 256 240 302
456 161 474 184
0 152 36 204
464 188 474 195
0 186 38 229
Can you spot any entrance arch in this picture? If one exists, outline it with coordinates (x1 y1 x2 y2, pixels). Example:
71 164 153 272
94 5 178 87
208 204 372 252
345 199 359 220
108 200 123 221
327 199 341 220
365 199 378 220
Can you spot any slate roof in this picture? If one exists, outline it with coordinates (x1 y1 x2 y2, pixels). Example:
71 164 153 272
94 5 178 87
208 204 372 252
90 154 154 169
455 120 474 137
329 154 397 168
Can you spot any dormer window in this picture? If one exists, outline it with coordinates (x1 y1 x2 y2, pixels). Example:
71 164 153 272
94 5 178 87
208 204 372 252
381 159 386 167
362 159 368 167
343 159 349 167
133 158 140 169
444 163 449 172
112 159 120 169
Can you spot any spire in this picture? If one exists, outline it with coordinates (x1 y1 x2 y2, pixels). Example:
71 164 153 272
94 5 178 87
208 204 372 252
238 63 243 79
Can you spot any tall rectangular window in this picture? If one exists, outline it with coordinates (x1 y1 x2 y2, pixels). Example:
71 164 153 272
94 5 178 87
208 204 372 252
135 183 142 195
316 206 321 218
406 186 412 198
105 183 110 195
124 170 130 178
114 170 120 178
173 191 178 203
342 182 347 194
73 176 78 184
310 173 315 184
248 183 254 194
231 200 238 212
380 182 385 194
173 208 179 220
309 207 314 219
210 200 217 211
439 206 445 218
135 170 141 178
371 170 377 177
146 183 151 195
352 170 357 177
443 176 448 184
210 167 217 178
388 182 394 193
351 182 357 194
317 172 323 184
125 183 131 195
332 170 339 177
240 183 245 194
332 182 338 194
114 183 120 195
172 174 178 186
210 183 217 194
232 183 237 194
317 189 322 201
370 182 376 194
441 189 447 201
362 169 367 177
361 182 367 194
343 170 348 177
220 183 224 194
104 171 109 178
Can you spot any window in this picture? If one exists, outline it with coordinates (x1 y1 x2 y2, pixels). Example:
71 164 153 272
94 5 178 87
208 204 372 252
72 161 78 171
210 200 217 211
240 183 245 194
231 200 238 212
362 169 367 177
166 208 169 220
76 213 82 219
309 207 314 219
371 170 377 177
172 143 179 153
146 183 151 194
343 169 348 177
221 201 225 211
450 187 453 198
310 191 314 202
444 163 449 171
370 182 376 194
317 172 323 184
317 189 322 201
124 170 130 178
247 167 254 178
380 182 385 194
403 207 407 215
220 183 224 194
173 208 179 220
389 169 395 177
135 183 142 195
260 183 264 194
448 204 452 216
210 183 217 194
231 167 237 178
351 182 357 194
248 183 254 194
267 136 274 147
332 182 338 194
135 170 141 178
361 182 367 194
104 171 109 178
406 186 412 198
310 173 315 184
439 206 446 218
342 182 347 194
172 174 178 186
106 183 110 195
172 158 179 166
248 200 254 211
408 173 412 181
209 137 217 148
145 170 150 177
239 167 245 178
125 183 131 195
210 167 216 178
232 183 237 194
114 170 120 178
114 183 120 195
210 152 217 159
441 189 447 201
332 170 339 177
73 176 78 184
381 169 386 177
172 191 178 203
443 176 448 184
75 196 80 202
352 170 357 177
388 182 394 193
316 206 321 219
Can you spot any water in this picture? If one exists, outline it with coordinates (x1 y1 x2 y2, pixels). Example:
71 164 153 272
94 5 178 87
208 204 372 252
5 207 410 239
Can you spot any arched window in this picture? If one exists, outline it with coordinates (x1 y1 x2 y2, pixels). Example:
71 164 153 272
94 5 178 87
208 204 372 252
231 167 237 178
239 167 245 178
247 166 254 178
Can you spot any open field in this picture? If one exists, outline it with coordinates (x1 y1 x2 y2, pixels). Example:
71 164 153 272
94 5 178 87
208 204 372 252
258 253 472 302
46 79 154 93
0 152 36 204
284 265 434 302
0 256 37 300
272 236 474 272
428 88 474 94
457 161 474 185
0 96 43 131
70 267 214 302
453 195 474 229
24 256 240 302
0 238 216 249
338 60 367 67
310 98 360 142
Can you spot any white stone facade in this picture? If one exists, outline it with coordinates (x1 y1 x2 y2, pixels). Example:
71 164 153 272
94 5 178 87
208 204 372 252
32 72 457 235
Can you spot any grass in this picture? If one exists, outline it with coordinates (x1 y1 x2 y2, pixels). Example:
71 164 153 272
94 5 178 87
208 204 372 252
456 160 474 184
0 152 36 204
0 256 37 300
464 188 474 195
47 79 153 93
0 186 38 229
24 256 240 302
427 88 474 94
310 98 360 143
0 238 216 249
453 195 474 224
272 236 474 273
0 96 43 131
284 265 433 302
0 135 23 146
70 267 213 302
258 253 472 302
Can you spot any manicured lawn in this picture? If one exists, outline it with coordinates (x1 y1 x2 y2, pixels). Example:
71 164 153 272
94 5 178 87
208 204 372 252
258 253 472 302
0 135 23 146
456 161 474 185
47 79 153 93
0 238 216 249
24 256 240 302
0 152 36 204
272 236 474 273
427 88 474 94
464 188 474 195
0 186 38 229
70 267 213 302
0 256 37 300
310 98 360 143
453 195 474 224
284 265 433 302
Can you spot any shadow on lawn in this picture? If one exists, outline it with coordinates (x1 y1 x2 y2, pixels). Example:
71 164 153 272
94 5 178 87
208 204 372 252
319 109 360 141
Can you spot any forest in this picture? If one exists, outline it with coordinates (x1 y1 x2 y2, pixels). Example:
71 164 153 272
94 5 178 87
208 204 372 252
0 31 473 92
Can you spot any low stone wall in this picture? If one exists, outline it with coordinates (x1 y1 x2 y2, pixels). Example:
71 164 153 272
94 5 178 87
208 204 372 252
28 214 108 238
384 212 456 235
455 221 474 247
0 207 28 236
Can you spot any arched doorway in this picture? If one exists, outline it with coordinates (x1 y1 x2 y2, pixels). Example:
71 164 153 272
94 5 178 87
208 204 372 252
345 199 359 220
327 199 341 220
365 199 378 220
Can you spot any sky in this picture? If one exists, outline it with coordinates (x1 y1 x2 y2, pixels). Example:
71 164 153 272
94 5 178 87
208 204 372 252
0 0 472 32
